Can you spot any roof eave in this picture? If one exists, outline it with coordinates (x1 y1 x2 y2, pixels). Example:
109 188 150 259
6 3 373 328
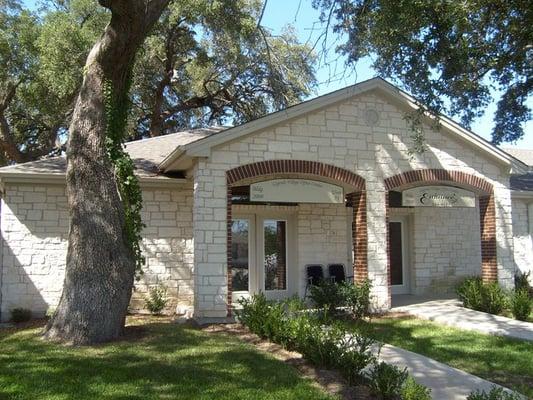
511 190 533 199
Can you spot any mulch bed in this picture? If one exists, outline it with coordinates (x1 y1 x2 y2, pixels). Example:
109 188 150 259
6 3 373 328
203 323 374 400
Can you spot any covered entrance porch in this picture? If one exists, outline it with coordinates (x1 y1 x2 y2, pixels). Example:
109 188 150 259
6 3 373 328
384 169 498 302
226 160 367 310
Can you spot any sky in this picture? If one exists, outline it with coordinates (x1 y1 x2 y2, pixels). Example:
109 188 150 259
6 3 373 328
261 0 533 150
21 0 532 149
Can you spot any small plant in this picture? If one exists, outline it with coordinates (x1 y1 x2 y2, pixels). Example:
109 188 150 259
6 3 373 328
467 386 521 400
514 271 532 297
295 319 345 368
45 306 56 319
308 280 343 316
457 277 483 310
338 333 377 384
237 293 271 337
367 361 408 399
341 279 371 321
401 376 432 400
509 289 532 321
10 308 32 323
144 285 168 315
456 277 507 315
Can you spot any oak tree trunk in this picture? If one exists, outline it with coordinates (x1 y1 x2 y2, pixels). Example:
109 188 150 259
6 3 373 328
44 0 169 345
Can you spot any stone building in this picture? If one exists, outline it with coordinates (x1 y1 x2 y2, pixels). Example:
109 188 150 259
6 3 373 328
0 78 532 321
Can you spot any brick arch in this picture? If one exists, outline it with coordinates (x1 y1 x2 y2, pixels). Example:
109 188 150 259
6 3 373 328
225 160 367 316
383 169 497 305
384 169 493 194
227 160 365 190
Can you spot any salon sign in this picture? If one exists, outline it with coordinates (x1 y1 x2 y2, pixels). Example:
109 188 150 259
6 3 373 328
250 179 344 204
402 186 475 208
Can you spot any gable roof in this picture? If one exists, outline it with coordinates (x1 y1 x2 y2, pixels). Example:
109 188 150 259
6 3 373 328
0 127 223 184
160 77 518 171
503 148 533 167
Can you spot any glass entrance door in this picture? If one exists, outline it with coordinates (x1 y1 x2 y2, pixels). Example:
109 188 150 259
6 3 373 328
231 213 295 304
262 219 288 300
389 218 410 294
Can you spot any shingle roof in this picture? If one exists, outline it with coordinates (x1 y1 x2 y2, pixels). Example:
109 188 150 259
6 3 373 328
503 148 533 167
510 173 533 191
0 127 224 179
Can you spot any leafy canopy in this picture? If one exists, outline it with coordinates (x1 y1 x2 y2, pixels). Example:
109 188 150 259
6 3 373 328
0 0 316 164
313 0 532 144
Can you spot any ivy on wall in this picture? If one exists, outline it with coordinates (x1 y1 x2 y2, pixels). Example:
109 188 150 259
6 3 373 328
103 72 145 279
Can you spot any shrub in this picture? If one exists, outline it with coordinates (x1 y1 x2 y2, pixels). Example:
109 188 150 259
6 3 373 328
45 306 56 319
457 277 483 310
144 285 168 315
456 277 507 315
237 293 270 337
514 271 532 297
401 376 432 400
308 280 344 316
341 279 371 321
467 386 521 400
367 361 408 399
509 289 532 321
294 319 345 368
337 333 377 384
10 308 32 323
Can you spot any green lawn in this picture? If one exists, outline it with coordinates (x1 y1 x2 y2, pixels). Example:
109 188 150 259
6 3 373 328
0 319 335 400
346 316 533 397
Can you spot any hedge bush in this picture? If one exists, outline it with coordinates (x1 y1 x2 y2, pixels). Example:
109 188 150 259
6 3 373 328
456 277 507 314
236 294 432 399
10 308 32 323
509 289 532 321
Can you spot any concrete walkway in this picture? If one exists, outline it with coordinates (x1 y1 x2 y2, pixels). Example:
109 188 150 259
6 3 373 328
392 298 533 341
376 343 521 400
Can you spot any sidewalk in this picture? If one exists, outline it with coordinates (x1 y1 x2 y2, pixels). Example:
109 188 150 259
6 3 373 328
376 343 522 400
392 298 533 341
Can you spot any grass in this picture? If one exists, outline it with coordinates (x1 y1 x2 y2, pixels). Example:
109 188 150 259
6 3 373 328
0 318 335 400
345 315 533 397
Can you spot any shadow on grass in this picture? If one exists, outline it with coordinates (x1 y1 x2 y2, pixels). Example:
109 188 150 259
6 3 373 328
346 316 533 397
0 321 332 400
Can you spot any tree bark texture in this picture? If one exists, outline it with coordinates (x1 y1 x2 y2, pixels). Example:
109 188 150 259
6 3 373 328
44 0 170 345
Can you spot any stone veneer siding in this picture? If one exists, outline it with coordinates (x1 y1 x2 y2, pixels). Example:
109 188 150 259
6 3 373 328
512 198 533 281
0 181 194 321
192 91 515 317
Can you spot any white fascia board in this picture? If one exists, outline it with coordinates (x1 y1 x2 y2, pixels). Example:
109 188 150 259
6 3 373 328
0 172 187 188
511 190 533 200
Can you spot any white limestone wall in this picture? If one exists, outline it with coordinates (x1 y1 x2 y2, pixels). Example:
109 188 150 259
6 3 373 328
193 89 514 316
412 207 482 294
0 181 194 321
512 198 532 283
297 203 352 295
0 185 68 320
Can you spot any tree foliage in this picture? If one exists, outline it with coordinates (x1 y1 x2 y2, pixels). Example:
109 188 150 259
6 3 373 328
314 0 532 144
0 0 316 164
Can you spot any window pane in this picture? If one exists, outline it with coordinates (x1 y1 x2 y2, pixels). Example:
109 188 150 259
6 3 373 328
231 219 249 291
264 220 287 291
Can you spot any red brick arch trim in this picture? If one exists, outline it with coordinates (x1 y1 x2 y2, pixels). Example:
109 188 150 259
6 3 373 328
227 160 365 190
384 169 497 301
225 160 367 316
384 169 493 194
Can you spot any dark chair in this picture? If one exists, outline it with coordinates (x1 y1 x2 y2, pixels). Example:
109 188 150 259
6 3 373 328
304 264 325 297
328 263 353 283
